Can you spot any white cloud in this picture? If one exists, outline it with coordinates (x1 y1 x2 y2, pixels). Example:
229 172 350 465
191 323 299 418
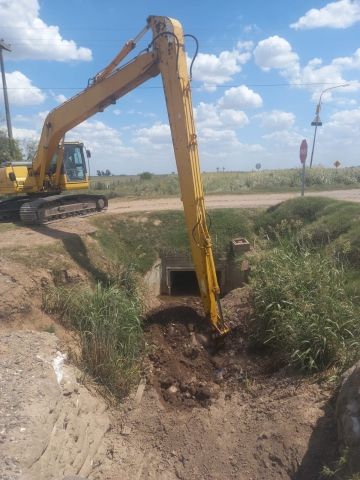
194 103 222 129
255 110 296 131
133 124 172 146
243 24 259 33
254 36 360 100
52 93 67 104
236 41 254 51
189 49 251 90
219 110 249 128
328 106 360 126
332 48 360 69
254 36 299 72
194 102 249 129
12 127 38 141
262 130 304 147
13 111 48 129
283 57 359 100
0 71 46 106
306 108 360 166
290 0 360 29
197 128 265 170
332 97 357 105
0 0 92 61
217 85 263 109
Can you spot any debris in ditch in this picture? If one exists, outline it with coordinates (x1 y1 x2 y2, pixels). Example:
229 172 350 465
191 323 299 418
143 294 260 410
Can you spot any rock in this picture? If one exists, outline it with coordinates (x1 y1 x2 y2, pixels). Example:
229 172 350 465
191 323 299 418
64 269 86 284
167 385 178 394
121 426 132 436
335 360 360 469
195 333 209 347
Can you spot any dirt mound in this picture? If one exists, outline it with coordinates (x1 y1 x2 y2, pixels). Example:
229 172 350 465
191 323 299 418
144 301 218 409
144 295 265 410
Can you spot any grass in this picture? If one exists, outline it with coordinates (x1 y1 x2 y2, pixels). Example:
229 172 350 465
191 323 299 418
254 197 360 298
82 167 360 200
44 323 55 334
43 279 143 400
90 209 254 274
250 239 360 371
0 223 20 233
320 447 360 479
236 198 360 374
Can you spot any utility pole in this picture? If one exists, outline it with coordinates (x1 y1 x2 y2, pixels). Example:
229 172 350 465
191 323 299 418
309 84 349 168
0 39 13 156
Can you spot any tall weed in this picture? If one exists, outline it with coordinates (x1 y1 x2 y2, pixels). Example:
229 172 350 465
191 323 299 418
250 235 360 372
43 282 143 399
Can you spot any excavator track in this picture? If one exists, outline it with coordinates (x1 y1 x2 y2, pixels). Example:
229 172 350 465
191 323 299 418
0 197 30 222
0 194 108 225
20 194 108 224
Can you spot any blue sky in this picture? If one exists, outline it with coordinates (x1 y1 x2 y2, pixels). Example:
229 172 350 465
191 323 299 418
0 0 359 174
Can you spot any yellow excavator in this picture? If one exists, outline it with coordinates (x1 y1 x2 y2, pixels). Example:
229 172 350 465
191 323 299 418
0 15 228 336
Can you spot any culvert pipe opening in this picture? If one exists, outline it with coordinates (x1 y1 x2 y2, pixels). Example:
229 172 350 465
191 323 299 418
168 269 223 296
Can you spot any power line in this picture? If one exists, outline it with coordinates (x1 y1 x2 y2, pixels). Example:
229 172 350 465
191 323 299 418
2 82 358 90
321 102 358 111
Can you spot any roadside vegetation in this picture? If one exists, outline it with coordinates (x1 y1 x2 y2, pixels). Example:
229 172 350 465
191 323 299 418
43 258 144 401
250 197 360 373
86 167 360 199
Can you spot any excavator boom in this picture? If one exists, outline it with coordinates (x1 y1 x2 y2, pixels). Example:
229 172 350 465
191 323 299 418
0 15 228 335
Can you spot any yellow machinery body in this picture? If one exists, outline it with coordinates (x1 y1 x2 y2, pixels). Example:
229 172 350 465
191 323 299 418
0 141 90 194
0 16 228 335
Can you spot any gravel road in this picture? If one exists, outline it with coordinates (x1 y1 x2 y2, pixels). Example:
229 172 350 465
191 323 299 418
107 189 360 213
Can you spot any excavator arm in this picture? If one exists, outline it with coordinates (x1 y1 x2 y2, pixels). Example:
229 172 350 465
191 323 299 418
149 17 228 335
32 15 228 336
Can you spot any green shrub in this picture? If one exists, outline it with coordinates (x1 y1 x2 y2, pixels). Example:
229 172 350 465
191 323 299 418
139 171 153 180
250 238 360 372
43 282 143 399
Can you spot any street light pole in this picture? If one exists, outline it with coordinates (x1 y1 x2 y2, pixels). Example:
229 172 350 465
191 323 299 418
309 84 349 168
0 39 13 144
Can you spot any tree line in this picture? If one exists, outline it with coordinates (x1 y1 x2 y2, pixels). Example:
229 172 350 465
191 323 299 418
0 111 38 163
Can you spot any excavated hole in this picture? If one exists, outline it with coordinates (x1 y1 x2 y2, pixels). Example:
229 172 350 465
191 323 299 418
144 299 257 410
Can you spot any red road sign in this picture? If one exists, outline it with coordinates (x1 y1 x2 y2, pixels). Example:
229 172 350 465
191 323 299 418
300 139 308 164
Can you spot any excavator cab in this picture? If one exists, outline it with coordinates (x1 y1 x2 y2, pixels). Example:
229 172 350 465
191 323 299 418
63 143 87 182
50 142 88 183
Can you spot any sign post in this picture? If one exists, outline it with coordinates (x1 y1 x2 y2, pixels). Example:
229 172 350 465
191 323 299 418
299 139 308 196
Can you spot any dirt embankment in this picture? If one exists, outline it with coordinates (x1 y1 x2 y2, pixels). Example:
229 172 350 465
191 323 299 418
0 255 340 479
1 189 359 251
